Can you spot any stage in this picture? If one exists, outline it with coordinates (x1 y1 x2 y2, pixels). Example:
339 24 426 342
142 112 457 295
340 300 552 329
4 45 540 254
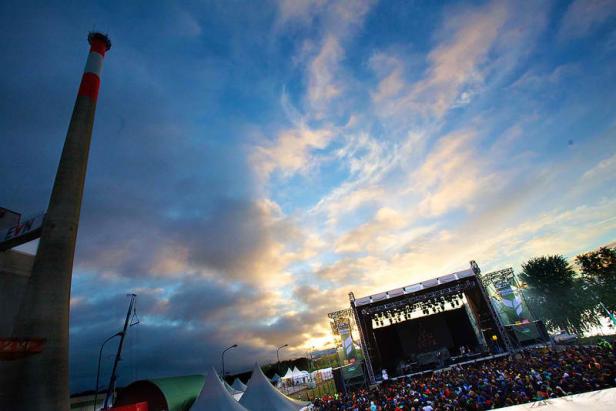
350 262 512 383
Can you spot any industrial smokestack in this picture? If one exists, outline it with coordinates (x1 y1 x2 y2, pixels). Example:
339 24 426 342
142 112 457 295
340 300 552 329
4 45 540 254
1 32 111 410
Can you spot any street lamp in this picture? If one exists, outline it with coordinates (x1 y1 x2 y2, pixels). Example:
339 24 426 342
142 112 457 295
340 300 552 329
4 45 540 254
276 343 288 375
93 332 122 411
221 344 238 378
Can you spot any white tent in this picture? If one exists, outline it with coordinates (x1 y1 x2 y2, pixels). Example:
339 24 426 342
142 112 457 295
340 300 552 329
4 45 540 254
224 378 244 401
281 368 294 380
191 367 248 411
239 364 310 411
232 377 248 392
291 367 310 384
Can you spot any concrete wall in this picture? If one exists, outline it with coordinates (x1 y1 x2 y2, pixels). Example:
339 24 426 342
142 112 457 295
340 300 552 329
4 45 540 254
0 249 34 335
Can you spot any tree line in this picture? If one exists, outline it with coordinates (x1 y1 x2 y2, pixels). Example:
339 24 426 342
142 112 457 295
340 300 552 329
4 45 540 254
519 246 616 335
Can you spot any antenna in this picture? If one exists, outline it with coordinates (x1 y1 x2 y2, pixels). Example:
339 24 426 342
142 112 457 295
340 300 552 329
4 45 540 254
103 294 138 409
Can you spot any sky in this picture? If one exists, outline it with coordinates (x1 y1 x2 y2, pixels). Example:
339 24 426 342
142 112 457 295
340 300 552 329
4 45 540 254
1 0 615 393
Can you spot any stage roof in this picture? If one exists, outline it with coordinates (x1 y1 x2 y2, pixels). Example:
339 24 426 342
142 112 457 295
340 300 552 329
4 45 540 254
354 267 475 307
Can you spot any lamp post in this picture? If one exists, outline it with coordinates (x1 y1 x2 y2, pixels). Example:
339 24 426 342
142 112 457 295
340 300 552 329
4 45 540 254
276 343 288 367
93 332 122 411
276 344 289 394
221 344 238 378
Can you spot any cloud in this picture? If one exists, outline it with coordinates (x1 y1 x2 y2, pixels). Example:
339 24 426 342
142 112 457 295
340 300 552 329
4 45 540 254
306 35 344 113
411 130 495 217
559 0 616 39
275 0 326 27
251 125 335 180
372 1 548 124
582 152 616 181
76 197 308 289
2 0 615 394
335 207 407 253
372 1 509 120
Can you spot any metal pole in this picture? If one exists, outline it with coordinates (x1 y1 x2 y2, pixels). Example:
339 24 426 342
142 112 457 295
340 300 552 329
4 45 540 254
93 333 122 411
276 344 288 371
103 294 137 409
221 344 237 378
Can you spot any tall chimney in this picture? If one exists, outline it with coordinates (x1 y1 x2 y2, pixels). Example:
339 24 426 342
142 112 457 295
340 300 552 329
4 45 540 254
1 32 111 410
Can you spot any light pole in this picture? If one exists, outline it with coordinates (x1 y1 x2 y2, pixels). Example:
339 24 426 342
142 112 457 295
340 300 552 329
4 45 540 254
221 344 238 378
276 344 288 367
93 332 122 411
276 344 289 394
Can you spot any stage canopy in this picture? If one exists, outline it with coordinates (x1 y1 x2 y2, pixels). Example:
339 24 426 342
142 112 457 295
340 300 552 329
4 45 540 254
239 364 309 411
191 367 247 411
354 268 475 307
501 387 616 411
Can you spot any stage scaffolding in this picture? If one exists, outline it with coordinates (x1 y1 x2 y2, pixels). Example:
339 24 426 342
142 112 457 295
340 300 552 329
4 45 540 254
348 261 513 384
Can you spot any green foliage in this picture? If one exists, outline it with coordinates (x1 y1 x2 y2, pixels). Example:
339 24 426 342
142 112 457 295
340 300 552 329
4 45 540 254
575 247 616 308
520 255 600 334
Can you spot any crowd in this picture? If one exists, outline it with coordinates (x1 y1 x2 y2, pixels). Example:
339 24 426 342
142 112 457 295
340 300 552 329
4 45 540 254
311 344 616 410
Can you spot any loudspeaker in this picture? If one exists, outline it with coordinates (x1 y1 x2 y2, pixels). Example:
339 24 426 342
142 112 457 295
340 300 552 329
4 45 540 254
332 367 346 395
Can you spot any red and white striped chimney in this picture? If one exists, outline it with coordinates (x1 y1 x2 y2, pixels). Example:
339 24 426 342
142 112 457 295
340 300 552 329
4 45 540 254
2 32 111 411
78 32 111 102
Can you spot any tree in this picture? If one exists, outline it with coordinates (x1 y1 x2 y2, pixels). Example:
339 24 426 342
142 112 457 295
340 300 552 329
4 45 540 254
575 246 616 308
519 255 598 334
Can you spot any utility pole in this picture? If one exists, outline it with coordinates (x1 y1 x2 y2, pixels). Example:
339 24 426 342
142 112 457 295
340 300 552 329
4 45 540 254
103 294 138 409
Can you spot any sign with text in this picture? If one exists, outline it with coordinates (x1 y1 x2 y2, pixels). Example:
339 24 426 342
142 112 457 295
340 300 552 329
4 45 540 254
0 338 46 361
0 212 45 252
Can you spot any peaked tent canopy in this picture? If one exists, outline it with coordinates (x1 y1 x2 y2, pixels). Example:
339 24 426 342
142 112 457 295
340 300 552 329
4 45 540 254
282 368 294 380
191 367 248 411
240 364 309 411
271 373 282 383
223 378 244 401
232 378 248 392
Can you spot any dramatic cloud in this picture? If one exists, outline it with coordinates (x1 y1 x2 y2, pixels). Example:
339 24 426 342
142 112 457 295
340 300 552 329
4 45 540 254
559 0 616 39
1 0 615 393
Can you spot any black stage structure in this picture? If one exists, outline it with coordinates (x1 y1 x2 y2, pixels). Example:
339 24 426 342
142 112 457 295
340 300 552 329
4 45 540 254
350 261 512 384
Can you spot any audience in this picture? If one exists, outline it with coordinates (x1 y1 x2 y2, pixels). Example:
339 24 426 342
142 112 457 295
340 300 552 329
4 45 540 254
311 345 616 410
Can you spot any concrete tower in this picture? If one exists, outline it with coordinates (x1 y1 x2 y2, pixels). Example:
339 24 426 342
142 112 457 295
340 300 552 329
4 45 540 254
1 33 111 410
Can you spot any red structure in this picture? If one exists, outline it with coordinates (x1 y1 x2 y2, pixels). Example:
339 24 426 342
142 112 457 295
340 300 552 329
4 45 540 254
110 402 149 411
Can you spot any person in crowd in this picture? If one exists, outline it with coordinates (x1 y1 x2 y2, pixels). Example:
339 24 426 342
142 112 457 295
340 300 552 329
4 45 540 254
311 345 616 410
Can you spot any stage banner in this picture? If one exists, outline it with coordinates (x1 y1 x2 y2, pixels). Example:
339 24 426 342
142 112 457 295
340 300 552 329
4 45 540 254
336 318 356 362
491 282 532 325
335 318 364 380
